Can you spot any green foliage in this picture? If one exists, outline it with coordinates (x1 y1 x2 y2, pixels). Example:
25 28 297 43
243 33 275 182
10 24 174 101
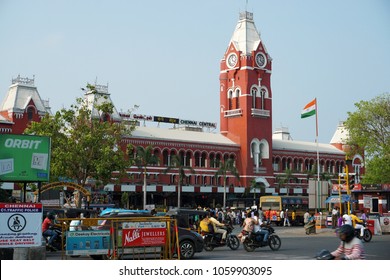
164 154 195 207
344 93 390 183
215 158 240 209
362 155 390 184
131 145 159 209
24 84 134 186
121 192 129 208
276 168 295 186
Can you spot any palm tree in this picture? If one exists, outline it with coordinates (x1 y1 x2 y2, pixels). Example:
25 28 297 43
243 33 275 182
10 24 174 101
248 179 266 206
164 154 194 208
131 145 159 209
276 168 295 194
215 158 240 209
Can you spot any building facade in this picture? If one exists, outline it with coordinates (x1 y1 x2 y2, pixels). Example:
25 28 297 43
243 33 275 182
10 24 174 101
1 11 387 213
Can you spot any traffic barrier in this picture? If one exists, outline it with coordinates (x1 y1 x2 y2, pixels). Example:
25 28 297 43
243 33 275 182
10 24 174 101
58 216 180 260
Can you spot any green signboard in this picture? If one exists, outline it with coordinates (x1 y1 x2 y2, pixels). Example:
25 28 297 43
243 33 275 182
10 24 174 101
0 134 51 182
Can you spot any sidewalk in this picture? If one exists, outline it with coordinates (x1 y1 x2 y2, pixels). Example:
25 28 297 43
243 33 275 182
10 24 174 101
275 226 337 237
232 225 337 238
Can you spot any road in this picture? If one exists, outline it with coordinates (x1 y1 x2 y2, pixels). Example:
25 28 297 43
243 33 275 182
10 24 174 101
45 226 390 260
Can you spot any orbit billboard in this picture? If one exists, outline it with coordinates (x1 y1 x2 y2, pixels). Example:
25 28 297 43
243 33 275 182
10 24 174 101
0 134 51 182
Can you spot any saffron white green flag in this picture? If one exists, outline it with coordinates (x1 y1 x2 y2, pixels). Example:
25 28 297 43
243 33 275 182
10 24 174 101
301 99 316 118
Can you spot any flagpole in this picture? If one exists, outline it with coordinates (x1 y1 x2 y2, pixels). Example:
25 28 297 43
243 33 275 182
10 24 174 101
315 98 320 214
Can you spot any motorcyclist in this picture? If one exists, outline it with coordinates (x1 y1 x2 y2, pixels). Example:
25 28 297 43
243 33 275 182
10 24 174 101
330 224 365 260
253 211 269 245
209 211 227 243
200 213 213 233
42 211 59 251
350 211 364 237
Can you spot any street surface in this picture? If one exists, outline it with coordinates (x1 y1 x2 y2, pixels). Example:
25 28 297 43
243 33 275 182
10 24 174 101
45 226 390 260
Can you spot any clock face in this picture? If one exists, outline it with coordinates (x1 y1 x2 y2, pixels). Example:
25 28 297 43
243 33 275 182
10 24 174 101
255 52 266 68
227 53 238 68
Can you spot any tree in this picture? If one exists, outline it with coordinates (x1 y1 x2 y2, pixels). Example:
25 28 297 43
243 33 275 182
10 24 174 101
215 158 240 209
276 168 295 188
131 145 159 210
246 179 266 206
344 93 390 183
164 154 194 208
25 84 133 198
121 192 129 209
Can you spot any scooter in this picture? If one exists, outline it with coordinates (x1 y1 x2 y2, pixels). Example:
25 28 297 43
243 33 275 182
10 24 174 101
202 224 240 251
240 224 281 252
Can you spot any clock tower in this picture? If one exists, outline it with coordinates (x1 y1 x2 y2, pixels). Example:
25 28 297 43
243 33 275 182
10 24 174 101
220 11 273 187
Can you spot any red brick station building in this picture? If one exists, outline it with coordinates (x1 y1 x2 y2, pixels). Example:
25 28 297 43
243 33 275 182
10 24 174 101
1 11 388 214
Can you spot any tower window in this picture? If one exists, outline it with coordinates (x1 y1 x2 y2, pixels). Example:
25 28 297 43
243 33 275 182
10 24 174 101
260 88 267 110
251 87 258 109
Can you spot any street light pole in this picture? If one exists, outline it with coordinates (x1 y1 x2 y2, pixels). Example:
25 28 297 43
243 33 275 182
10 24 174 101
338 174 342 214
345 162 351 215
342 144 353 215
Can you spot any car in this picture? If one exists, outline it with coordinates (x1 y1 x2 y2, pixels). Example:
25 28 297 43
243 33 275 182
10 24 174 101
165 208 209 232
43 207 98 219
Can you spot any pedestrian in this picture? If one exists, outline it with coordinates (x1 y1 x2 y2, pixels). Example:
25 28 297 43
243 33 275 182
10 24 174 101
258 207 264 221
292 210 296 226
304 210 310 224
331 206 339 229
265 208 271 223
279 209 285 226
284 209 291 226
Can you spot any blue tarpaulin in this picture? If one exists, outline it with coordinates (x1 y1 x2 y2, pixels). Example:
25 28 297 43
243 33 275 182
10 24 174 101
325 195 351 203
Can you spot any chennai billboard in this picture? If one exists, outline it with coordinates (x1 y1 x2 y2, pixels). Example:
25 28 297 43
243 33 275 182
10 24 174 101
0 134 51 182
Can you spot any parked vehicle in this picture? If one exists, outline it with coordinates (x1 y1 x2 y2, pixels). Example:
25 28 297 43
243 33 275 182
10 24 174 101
240 224 281 252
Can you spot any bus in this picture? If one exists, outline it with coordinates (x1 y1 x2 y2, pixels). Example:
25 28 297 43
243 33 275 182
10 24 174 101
259 195 309 225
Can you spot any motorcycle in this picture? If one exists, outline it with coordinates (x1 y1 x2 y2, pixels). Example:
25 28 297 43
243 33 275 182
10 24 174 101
315 249 335 260
240 224 281 252
354 222 372 242
44 224 65 251
202 224 240 251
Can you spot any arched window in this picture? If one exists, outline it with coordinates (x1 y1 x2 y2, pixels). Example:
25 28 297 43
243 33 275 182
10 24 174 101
260 87 267 110
194 152 201 167
201 152 207 167
27 107 34 121
235 89 240 109
228 90 233 110
251 86 258 109
163 150 169 166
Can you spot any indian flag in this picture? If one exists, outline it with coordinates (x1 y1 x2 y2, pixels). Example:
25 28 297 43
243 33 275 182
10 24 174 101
301 98 316 118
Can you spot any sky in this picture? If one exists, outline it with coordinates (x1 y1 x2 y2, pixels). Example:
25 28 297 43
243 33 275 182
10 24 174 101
0 0 389 144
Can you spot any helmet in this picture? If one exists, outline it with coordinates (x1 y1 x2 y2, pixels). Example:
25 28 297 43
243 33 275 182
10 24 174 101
47 211 56 220
338 224 355 242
